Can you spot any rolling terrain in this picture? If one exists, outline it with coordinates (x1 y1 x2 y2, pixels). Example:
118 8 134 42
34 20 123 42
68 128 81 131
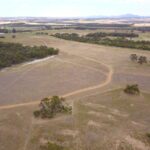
0 30 150 150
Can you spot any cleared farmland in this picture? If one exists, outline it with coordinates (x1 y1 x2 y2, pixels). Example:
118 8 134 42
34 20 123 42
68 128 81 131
0 54 106 105
0 30 150 150
0 89 150 150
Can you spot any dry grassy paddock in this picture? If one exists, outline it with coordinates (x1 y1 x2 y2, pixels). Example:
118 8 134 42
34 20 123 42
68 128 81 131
0 30 150 150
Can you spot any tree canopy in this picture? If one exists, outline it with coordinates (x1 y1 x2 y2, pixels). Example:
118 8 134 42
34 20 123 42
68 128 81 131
0 42 59 69
34 96 72 119
52 33 150 51
124 84 140 95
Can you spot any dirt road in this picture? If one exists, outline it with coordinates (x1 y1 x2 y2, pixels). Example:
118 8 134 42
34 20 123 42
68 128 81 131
0 55 113 110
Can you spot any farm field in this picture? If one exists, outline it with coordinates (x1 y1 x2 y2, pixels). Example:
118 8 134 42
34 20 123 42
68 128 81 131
0 30 150 150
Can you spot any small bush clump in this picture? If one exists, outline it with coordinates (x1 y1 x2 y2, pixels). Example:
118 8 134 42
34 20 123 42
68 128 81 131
130 54 149 65
124 84 140 95
146 133 150 139
130 54 138 61
33 110 41 118
138 56 148 64
33 96 72 119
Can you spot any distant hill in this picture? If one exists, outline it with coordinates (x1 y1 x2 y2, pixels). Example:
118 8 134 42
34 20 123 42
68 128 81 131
0 14 150 21
116 14 141 18
85 14 149 19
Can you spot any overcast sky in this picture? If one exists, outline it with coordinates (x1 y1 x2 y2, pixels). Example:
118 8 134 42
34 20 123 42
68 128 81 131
1 0 150 17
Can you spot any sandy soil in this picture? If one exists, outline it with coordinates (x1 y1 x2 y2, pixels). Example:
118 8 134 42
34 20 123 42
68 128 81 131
0 54 106 105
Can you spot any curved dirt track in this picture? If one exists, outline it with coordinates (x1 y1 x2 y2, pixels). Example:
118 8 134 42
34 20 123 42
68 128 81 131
0 55 113 110
63 55 113 97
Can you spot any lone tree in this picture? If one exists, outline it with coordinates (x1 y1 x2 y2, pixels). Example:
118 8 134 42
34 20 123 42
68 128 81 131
34 96 72 118
130 54 138 61
124 84 140 95
138 56 147 64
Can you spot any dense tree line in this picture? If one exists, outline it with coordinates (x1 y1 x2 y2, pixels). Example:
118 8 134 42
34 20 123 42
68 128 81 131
52 33 150 51
0 42 59 69
135 27 150 32
99 38 150 50
0 28 25 33
0 29 9 33
74 23 131 28
36 32 48 35
86 32 139 38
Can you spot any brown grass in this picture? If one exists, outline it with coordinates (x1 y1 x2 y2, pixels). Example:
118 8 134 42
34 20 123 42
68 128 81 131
0 30 150 150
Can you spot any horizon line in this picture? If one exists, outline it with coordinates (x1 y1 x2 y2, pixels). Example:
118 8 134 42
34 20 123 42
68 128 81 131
0 14 150 19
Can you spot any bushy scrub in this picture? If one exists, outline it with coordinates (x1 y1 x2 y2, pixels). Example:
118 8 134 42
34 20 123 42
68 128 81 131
124 84 140 95
0 42 59 69
34 96 72 119
146 133 150 139
130 54 148 64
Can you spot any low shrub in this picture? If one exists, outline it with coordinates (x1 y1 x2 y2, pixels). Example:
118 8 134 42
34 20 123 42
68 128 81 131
146 133 150 139
124 84 140 95
33 96 72 119
33 110 41 118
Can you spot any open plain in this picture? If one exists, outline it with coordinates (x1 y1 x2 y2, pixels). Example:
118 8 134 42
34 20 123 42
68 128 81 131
0 30 150 150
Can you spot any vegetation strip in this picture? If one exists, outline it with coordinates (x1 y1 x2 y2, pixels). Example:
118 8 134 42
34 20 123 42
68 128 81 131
52 33 150 51
0 42 59 69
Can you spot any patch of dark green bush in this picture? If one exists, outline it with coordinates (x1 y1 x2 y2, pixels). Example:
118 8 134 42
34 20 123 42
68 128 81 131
130 54 138 61
33 110 41 118
146 133 150 139
34 96 72 119
138 56 148 64
0 42 59 69
130 54 148 64
124 84 140 95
